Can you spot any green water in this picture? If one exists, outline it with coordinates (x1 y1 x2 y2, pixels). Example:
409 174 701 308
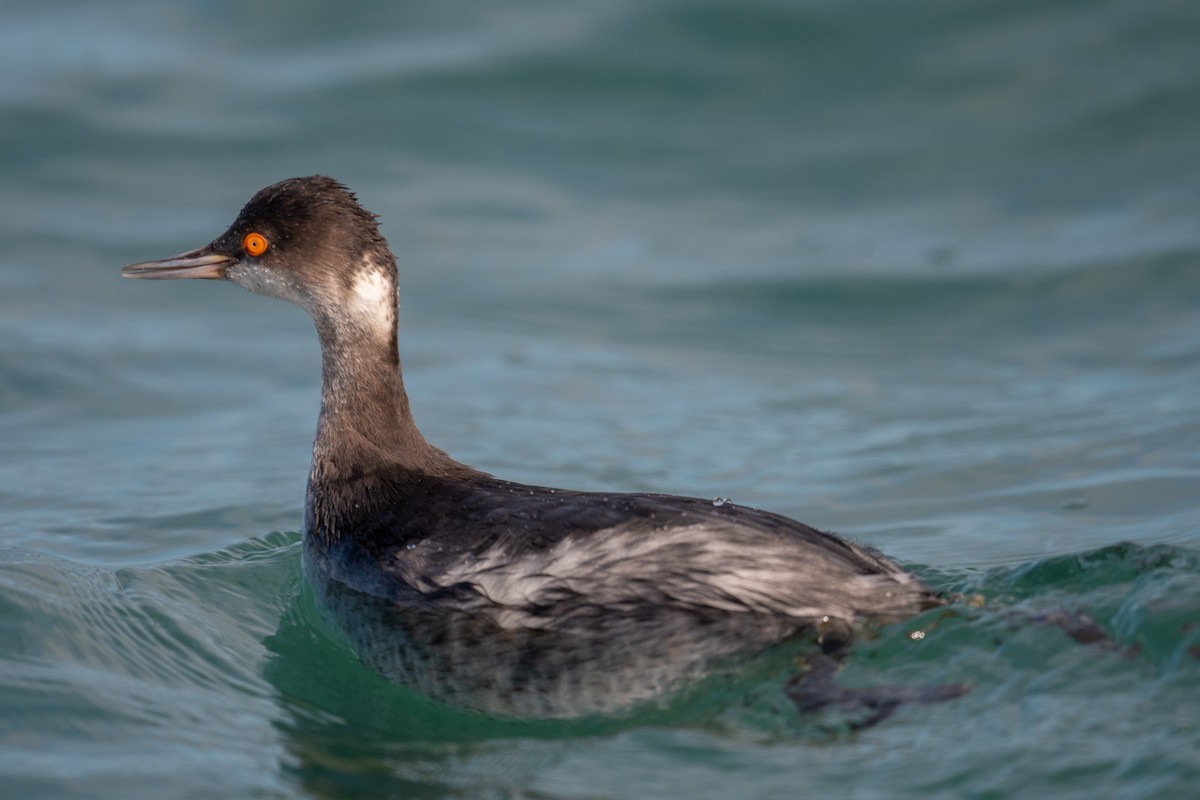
2 1 1198 797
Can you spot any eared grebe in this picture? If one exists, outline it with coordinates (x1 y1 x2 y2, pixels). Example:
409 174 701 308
123 176 944 718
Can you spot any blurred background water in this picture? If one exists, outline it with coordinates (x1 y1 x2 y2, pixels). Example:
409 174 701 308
1 0 1198 797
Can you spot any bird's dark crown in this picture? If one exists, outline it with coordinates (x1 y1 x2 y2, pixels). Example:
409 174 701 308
211 176 394 291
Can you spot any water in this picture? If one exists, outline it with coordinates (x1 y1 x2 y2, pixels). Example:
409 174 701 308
2 0 1198 796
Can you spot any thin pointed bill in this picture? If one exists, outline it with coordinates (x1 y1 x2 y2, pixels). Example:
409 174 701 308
122 249 235 280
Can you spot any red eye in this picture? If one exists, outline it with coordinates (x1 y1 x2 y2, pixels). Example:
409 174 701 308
243 232 269 256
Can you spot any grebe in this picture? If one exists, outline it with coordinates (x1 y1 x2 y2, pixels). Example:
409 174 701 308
124 176 943 718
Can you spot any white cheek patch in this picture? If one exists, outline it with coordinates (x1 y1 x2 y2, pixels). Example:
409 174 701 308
349 266 396 336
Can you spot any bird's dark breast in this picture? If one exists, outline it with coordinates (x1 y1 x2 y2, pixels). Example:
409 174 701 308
307 468 705 567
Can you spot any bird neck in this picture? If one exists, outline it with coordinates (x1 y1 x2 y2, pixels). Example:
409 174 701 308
300 261 483 547
308 290 435 477
303 302 483 548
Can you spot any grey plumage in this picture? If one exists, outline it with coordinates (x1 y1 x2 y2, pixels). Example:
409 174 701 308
124 176 942 718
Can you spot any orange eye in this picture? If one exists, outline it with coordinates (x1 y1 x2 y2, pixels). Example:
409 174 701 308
243 232 269 257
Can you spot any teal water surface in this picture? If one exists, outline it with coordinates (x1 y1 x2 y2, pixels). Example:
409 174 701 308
2 1 1199 798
